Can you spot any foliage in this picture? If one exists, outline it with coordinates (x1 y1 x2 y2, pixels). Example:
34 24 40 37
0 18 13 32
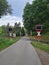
0 25 7 36
42 32 49 39
0 23 25 37
13 22 21 36
31 41 49 53
0 37 19 51
0 27 2 34
0 0 12 17
23 0 49 35
21 27 25 36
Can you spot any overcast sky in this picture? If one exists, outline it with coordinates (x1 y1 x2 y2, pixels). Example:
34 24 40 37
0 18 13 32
0 0 32 27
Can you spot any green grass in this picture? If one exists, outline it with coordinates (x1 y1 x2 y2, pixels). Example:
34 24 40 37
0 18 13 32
31 41 49 53
0 37 19 51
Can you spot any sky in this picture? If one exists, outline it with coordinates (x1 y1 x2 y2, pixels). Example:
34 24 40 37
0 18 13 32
0 0 33 27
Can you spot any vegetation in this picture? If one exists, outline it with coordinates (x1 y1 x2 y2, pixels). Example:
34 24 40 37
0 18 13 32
13 22 25 36
42 32 49 39
0 23 25 37
0 0 12 17
31 41 49 53
0 37 19 51
23 0 49 35
0 23 25 51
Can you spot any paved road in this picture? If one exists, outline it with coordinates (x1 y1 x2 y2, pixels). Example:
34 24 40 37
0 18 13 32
0 37 42 65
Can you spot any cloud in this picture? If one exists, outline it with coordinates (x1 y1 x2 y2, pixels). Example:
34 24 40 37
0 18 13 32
0 15 24 27
0 0 33 27
7 0 32 17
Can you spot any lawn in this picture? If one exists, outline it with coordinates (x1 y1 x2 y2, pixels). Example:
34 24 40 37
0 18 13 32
31 41 49 53
0 37 19 51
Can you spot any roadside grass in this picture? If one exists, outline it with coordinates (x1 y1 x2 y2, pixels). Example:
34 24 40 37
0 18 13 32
30 33 49 44
31 41 49 53
0 37 19 51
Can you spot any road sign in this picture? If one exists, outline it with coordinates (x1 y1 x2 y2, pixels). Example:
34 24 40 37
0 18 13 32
8 27 12 37
35 24 42 38
8 27 12 32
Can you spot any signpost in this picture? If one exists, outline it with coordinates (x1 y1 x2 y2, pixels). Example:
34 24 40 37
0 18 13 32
13 33 16 37
35 24 42 39
8 27 12 37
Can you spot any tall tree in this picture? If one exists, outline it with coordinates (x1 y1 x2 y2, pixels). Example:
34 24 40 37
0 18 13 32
13 22 21 36
23 0 49 34
23 2 33 34
0 0 12 18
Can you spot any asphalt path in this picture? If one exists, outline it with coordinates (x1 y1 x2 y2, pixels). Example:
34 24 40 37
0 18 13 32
0 37 42 65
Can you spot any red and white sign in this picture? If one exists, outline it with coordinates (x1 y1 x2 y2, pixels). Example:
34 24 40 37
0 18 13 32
35 24 42 38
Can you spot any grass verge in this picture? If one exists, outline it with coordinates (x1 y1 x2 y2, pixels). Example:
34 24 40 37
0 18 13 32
0 37 19 51
31 41 49 53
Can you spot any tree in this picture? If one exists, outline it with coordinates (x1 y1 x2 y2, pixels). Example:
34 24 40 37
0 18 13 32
0 0 12 18
23 0 49 34
13 22 21 36
23 2 33 34
21 27 25 36
1 25 7 36
6 23 10 36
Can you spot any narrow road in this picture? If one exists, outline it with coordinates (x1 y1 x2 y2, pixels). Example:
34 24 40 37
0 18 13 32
0 37 42 65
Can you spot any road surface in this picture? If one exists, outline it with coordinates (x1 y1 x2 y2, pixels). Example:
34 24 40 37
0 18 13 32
0 37 42 65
